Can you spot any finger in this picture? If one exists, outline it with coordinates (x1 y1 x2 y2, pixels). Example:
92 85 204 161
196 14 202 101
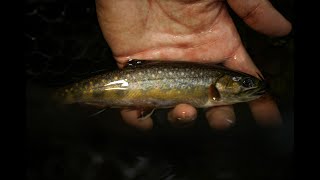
227 0 292 36
223 44 262 78
248 94 282 126
120 108 153 130
223 44 282 126
206 105 236 130
167 104 197 128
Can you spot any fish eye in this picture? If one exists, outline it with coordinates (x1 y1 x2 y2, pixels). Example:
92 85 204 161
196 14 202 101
242 78 255 88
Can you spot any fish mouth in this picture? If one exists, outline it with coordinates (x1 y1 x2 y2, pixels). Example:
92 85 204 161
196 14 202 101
254 89 266 96
252 80 268 96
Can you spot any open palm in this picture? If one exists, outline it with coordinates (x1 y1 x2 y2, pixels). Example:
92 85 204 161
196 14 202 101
96 0 291 130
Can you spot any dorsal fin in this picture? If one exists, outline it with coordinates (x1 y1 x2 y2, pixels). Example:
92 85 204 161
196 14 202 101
127 59 144 67
124 59 164 68
124 59 147 68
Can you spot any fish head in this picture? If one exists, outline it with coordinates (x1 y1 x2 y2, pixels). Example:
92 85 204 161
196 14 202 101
212 73 267 104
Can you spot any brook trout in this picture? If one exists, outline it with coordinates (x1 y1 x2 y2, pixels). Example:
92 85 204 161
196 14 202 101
54 60 266 115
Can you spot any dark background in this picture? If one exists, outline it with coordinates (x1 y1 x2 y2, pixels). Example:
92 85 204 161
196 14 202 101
25 0 294 179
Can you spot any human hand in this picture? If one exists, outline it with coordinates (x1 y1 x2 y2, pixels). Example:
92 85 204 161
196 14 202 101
95 0 292 130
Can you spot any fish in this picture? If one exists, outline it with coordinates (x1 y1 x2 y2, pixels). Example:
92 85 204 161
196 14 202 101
53 60 267 119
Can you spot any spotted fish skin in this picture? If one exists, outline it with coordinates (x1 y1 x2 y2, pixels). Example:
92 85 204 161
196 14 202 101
54 60 266 109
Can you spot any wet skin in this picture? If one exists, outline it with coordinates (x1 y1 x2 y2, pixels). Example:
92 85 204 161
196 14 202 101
95 0 291 130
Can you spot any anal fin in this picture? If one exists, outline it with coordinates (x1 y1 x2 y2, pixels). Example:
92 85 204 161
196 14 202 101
137 108 156 121
88 108 107 118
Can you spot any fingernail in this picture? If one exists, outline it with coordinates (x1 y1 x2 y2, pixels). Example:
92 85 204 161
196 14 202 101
168 111 197 128
177 111 197 121
207 112 235 130
225 118 234 125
